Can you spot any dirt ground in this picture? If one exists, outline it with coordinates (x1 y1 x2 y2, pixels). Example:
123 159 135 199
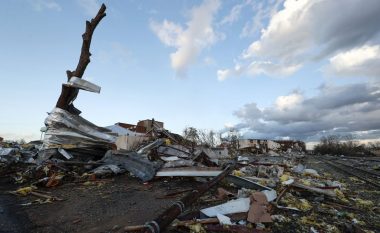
1 155 379 233
0 174 200 233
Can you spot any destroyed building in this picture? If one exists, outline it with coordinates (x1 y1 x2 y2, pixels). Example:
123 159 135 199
238 139 306 154
106 120 164 150
110 119 164 135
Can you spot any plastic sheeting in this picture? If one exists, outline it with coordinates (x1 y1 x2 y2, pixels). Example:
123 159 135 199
41 108 117 157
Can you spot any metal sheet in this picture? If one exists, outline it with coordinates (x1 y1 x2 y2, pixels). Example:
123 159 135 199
156 167 223 177
66 77 101 93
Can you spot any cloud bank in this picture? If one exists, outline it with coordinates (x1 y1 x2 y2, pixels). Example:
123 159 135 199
219 0 380 80
232 82 380 141
326 45 380 78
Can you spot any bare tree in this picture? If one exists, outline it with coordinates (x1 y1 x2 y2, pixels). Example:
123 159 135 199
55 4 107 114
183 127 199 151
219 129 240 157
197 129 219 147
314 134 371 156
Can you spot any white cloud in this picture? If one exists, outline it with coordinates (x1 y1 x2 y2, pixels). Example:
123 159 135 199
240 0 283 38
246 61 301 77
217 69 231 81
220 2 245 25
29 0 61 11
326 44 380 78
217 61 301 81
219 0 380 80
275 91 303 111
151 0 222 78
150 20 183 47
76 0 100 16
224 122 234 129
217 64 244 81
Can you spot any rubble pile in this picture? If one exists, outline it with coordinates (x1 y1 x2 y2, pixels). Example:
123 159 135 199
1 4 379 233
1 134 379 232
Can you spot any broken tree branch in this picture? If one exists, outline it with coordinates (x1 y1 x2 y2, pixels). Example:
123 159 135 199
56 4 106 113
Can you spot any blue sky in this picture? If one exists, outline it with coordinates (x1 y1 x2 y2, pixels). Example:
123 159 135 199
1 0 380 146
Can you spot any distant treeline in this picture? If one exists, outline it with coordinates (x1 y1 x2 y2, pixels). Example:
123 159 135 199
314 135 378 156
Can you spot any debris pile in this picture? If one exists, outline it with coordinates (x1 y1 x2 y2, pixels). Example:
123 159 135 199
1 4 379 233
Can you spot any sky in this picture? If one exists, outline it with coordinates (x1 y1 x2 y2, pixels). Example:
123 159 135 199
0 0 379 148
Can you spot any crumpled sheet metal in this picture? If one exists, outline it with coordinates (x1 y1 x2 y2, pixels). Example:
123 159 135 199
137 139 165 154
157 145 190 158
101 150 163 182
0 148 18 156
0 148 19 163
42 108 117 151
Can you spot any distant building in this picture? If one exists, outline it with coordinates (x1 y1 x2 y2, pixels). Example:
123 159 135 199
275 140 306 152
137 119 164 133
113 119 164 134
240 139 261 150
210 147 229 158
106 119 164 150
238 139 306 153
115 122 146 134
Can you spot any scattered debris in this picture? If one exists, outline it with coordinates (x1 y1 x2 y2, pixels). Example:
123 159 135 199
1 3 379 233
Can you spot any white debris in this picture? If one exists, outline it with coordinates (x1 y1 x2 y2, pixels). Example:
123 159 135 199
216 213 233 225
303 169 319 177
292 164 305 173
201 198 250 217
262 189 277 202
282 178 295 185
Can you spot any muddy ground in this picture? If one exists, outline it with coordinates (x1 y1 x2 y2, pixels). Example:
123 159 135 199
1 155 379 233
